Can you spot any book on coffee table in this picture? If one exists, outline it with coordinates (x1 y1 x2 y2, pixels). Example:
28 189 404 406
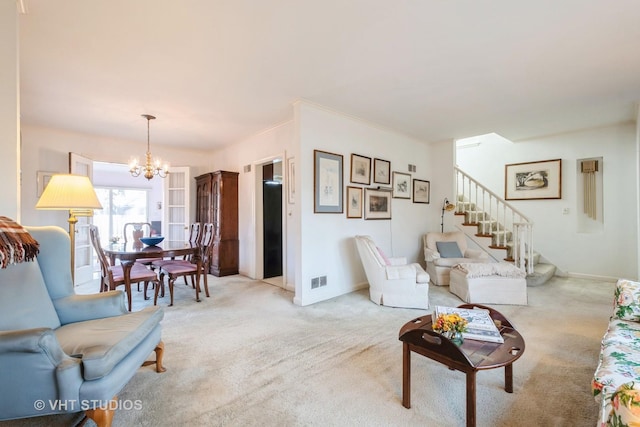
433 305 504 344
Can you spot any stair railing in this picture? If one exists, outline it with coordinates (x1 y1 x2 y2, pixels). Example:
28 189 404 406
454 167 534 274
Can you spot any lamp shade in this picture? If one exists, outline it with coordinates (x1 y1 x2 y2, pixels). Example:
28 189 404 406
36 174 102 210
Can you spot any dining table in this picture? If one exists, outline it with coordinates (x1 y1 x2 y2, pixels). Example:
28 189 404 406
103 240 202 309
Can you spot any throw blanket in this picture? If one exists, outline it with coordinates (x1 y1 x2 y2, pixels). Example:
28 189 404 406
0 216 39 269
453 262 526 279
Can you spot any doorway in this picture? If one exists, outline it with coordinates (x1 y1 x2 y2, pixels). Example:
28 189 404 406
263 163 283 279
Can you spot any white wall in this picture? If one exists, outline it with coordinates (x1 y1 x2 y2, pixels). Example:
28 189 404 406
0 4 19 219
456 124 638 280
207 120 295 282
296 102 438 306
20 124 211 230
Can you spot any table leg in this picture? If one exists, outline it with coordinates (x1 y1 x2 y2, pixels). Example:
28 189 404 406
120 260 133 312
505 363 513 393
466 371 476 427
402 343 411 409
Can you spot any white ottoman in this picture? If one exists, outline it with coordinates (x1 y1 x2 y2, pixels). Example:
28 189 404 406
449 262 528 305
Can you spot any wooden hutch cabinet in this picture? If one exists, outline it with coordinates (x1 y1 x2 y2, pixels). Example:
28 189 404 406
195 171 239 276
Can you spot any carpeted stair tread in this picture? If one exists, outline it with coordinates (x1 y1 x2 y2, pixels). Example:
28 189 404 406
526 263 556 286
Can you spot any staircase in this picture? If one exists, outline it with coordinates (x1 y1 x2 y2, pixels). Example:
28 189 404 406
454 167 556 286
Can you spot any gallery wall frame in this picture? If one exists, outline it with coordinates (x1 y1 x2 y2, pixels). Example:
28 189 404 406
37 171 57 197
505 158 562 200
314 150 344 213
392 171 411 199
346 186 363 218
412 179 430 204
350 153 371 185
364 188 392 220
373 158 391 185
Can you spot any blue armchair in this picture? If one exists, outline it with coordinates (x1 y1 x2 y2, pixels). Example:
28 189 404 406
0 226 165 426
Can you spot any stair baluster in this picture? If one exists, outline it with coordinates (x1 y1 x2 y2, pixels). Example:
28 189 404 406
454 167 534 274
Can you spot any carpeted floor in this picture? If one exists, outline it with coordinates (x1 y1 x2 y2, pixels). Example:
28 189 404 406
1 274 614 427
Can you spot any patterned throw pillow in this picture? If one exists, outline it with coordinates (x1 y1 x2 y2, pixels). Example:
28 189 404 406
607 382 640 426
613 279 640 322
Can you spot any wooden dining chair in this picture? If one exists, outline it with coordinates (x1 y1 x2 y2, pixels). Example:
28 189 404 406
152 222 201 286
90 225 161 311
123 221 162 290
123 222 153 244
157 223 214 306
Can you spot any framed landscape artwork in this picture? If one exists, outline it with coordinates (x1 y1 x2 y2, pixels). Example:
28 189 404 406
412 179 430 204
350 153 371 185
346 186 363 218
364 188 392 220
314 150 344 213
505 158 562 200
373 158 391 185
392 171 411 199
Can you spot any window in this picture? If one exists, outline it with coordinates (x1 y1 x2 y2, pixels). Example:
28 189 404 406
94 187 150 246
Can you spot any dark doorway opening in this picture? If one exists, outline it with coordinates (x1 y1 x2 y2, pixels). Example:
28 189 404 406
263 163 282 279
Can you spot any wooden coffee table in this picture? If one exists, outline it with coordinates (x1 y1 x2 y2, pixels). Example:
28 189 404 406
398 304 525 427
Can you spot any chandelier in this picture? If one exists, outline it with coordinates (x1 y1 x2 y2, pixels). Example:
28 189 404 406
129 114 169 180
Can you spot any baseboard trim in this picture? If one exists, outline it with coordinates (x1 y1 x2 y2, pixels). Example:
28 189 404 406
564 272 618 282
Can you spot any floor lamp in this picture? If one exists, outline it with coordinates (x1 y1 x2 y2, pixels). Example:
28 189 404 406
440 198 456 232
36 174 102 283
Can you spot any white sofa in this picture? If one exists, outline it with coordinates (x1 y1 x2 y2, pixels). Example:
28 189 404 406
354 235 429 309
423 231 488 286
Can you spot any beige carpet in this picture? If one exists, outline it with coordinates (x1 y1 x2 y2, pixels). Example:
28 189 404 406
1 274 614 427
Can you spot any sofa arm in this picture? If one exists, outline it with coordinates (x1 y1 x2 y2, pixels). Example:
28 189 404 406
385 265 417 280
388 257 407 266
53 291 128 325
0 328 83 410
424 248 440 262
464 248 489 260
606 382 640 426
385 264 428 282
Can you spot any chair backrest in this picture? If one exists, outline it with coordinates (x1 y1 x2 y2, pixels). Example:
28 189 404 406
189 222 201 245
200 223 214 247
355 235 387 269
0 226 68 331
123 222 152 244
424 231 468 254
89 225 114 290
199 223 215 268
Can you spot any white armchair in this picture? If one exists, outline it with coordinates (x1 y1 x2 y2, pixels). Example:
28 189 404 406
354 235 429 309
423 231 488 286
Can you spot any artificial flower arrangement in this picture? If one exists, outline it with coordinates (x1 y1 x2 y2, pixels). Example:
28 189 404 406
432 313 468 339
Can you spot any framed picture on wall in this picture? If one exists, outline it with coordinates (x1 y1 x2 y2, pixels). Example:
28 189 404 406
392 171 411 199
314 150 344 213
413 179 430 204
350 153 371 185
346 186 363 218
505 158 562 200
364 188 392 220
373 158 391 185
37 171 56 197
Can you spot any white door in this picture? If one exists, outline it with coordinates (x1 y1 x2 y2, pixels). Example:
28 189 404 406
69 152 95 285
163 167 191 244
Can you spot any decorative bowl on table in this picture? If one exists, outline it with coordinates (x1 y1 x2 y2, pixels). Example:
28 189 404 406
139 236 164 246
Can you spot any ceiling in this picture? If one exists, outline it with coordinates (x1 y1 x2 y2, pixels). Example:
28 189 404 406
18 0 640 150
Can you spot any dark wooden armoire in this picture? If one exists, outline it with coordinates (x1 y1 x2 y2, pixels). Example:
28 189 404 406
195 171 239 276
